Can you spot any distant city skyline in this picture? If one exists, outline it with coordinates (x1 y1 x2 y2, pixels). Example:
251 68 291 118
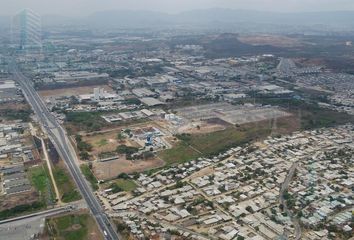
11 9 42 50
3 0 354 16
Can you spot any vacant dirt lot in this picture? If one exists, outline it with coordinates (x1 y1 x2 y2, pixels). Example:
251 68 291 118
0 102 30 111
83 129 142 157
177 120 226 134
0 190 39 211
44 210 103 240
93 157 165 180
39 85 113 99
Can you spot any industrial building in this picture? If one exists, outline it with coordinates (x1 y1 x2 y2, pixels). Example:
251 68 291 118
0 80 23 103
78 87 121 102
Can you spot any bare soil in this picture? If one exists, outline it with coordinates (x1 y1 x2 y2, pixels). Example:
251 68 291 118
177 120 226 134
0 102 30 111
0 190 39 211
83 130 141 157
93 157 165 180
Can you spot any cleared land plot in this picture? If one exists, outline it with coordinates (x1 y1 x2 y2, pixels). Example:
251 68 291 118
159 117 298 165
0 102 30 111
83 130 140 157
177 119 227 134
93 157 165 180
0 190 39 212
114 179 137 192
39 85 113 99
176 102 290 125
254 98 354 130
158 142 202 165
0 107 32 122
45 211 103 240
0 164 56 220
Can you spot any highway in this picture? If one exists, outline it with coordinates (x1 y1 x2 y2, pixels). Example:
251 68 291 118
10 60 120 240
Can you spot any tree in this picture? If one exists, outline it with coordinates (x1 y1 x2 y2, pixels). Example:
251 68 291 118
116 145 139 155
75 134 82 142
142 151 154 159
124 129 131 135
175 180 185 188
77 141 92 152
246 206 254 213
109 183 123 193
117 173 129 179
79 151 90 160
117 133 125 142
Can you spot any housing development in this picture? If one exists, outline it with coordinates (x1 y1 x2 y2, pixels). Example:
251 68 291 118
0 6 353 240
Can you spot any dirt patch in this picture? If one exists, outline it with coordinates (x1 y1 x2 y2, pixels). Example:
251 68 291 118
177 120 226 134
93 157 165 180
83 130 141 157
187 166 214 180
274 115 301 135
44 210 103 240
0 190 39 211
39 85 113 99
71 224 82 230
0 102 30 111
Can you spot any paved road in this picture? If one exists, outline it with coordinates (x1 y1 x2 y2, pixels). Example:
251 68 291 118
0 205 73 225
277 58 297 77
0 205 77 240
279 162 301 240
10 61 120 240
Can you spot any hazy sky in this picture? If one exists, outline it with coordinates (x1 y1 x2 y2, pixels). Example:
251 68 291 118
3 0 354 16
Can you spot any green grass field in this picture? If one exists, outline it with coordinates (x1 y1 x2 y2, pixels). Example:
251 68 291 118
96 139 108 147
299 105 354 130
187 126 270 155
28 165 55 205
158 142 202 165
252 98 354 130
28 166 48 193
159 97 354 167
80 164 99 191
159 124 271 165
53 165 82 203
115 179 137 192
46 213 102 240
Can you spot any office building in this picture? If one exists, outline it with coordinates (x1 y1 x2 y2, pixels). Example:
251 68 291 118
11 9 42 50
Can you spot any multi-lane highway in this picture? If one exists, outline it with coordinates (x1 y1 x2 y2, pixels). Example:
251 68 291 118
10 60 119 240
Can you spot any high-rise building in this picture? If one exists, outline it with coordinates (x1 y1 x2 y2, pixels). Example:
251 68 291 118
11 9 42 50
